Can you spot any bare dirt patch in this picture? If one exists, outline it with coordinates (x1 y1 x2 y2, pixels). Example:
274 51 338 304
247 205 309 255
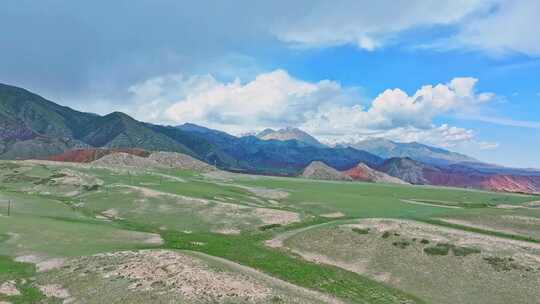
5 232 20 244
436 218 524 239
38 284 70 299
496 204 526 209
144 234 164 245
241 186 289 200
253 208 300 225
149 172 186 183
101 208 122 220
524 201 540 208
320 212 345 218
501 215 540 224
210 181 290 201
213 228 241 235
202 170 238 182
0 281 20 296
115 185 210 205
116 230 164 246
37 249 341 303
77 250 271 302
14 255 66 272
148 152 216 172
348 218 540 252
37 258 66 272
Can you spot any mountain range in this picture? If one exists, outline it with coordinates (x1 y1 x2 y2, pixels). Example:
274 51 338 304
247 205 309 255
1 82 540 194
0 83 380 175
339 138 477 166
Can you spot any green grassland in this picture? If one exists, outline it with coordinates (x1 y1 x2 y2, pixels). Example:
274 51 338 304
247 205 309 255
1 160 539 303
281 220 540 304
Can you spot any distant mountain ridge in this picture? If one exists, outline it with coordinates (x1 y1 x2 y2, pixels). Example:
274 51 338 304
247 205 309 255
0 83 381 175
376 157 540 194
256 127 325 147
342 138 477 166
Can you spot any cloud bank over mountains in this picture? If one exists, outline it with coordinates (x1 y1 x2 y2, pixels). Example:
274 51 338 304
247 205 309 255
126 69 496 149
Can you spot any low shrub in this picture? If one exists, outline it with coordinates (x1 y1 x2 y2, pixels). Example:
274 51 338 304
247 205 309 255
258 224 282 231
84 184 100 191
424 243 451 255
483 256 526 272
392 240 410 249
352 228 369 235
453 246 481 257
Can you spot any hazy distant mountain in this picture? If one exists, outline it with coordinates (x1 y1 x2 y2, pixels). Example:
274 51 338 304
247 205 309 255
256 127 325 147
345 138 476 166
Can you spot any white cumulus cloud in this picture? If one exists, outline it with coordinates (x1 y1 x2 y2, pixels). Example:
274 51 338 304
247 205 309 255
127 70 494 149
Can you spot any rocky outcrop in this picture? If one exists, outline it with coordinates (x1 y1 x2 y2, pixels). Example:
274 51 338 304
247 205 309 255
91 152 162 168
301 161 352 181
377 157 433 184
148 152 216 172
89 151 216 172
49 148 150 163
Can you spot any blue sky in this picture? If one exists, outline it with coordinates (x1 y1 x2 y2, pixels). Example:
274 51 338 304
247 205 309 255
1 0 539 168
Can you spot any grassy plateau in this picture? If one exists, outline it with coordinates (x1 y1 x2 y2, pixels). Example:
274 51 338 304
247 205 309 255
1 160 539 303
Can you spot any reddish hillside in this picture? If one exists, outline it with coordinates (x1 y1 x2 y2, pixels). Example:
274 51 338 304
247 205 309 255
421 170 483 189
378 157 540 194
48 148 151 163
343 163 407 184
481 175 540 194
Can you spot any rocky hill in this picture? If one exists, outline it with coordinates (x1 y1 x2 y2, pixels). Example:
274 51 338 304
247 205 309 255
377 158 433 184
148 151 216 172
378 157 540 194
343 163 408 184
49 148 150 163
91 152 162 168
301 161 352 181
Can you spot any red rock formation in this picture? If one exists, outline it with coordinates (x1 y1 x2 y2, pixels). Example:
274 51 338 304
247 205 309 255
481 175 540 194
344 163 407 184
